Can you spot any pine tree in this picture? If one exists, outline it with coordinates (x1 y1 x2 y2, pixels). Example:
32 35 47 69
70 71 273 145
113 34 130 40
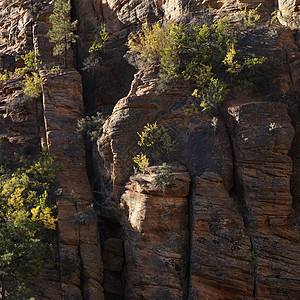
49 0 78 68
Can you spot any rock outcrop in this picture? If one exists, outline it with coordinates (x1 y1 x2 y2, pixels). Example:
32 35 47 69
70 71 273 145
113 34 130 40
0 0 104 299
225 101 300 298
0 0 300 299
120 165 190 299
189 172 253 299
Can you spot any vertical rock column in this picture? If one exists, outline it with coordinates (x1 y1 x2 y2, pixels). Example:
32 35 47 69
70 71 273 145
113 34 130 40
189 172 253 299
40 70 104 299
226 102 300 298
120 165 190 300
31 3 104 298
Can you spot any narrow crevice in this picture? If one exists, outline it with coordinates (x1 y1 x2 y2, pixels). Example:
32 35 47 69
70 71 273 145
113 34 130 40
221 110 257 299
75 200 86 300
249 237 258 299
185 180 193 300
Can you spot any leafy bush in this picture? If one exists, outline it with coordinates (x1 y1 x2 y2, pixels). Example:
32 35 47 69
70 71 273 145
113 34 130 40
0 151 59 299
128 11 266 112
128 22 177 62
15 51 41 76
82 24 109 72
14 51 43 101
239 4 261 28
133 153 149 173
133 122 174 172
192 77 228 112
23 72 42 99
76 112 106 141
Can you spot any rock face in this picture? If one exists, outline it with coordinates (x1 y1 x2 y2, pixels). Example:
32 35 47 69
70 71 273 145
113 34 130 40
99 65 233 202
225 101 300 298
120 165 190 299
40 69 104 300
0 0 104 299
1 0 300 299
189 172 253 299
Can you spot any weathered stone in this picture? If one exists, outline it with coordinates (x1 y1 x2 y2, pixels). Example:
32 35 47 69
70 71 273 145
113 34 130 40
189 172 253 299
120 165 190 299
225 101 300 298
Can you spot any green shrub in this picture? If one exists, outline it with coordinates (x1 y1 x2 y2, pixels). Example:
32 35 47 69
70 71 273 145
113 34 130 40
128 13 267 112
15 51 41 76
76 112 106 141
23 72 42 99
133 153 149 173
82 24 109 72
193 77 228 112
239 4 261 28
133 122 174 172
0 151 59 299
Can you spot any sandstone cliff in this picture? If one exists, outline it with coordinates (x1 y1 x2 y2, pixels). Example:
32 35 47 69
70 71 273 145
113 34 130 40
0 0 299 299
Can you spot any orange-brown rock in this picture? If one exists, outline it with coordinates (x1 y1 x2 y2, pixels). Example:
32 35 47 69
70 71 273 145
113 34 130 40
226 102 295 229
120 165 190 299
39 68 104 300
99 66 233 203
225 101 300 298
189 172 253 299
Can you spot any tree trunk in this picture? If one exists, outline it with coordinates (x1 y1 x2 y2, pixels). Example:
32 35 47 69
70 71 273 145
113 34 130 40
64 45 68 69
1 280 5 300
64 33 68 69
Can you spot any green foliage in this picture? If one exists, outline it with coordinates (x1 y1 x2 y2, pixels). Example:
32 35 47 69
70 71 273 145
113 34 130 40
89 24 109 54
23 72 42 99
82 24 109 72
192 77 228 112
133 122 174 172
0 151 59 299
49 0 78 68
76 112 106 141
133 153 149 173
0 70 9 82
14 51 43 102
49 65 63 76
239 4 262 28
15 51 41 76
128 13 266 112
128 22 177 62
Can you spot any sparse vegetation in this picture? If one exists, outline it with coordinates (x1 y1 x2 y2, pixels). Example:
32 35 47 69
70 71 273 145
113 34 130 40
23 72 42 99
133 122 174 172
239 3 262 28
128 5 266 113
76 112 106 141
49 0 78 68
151 163 174 192
82 24 109 72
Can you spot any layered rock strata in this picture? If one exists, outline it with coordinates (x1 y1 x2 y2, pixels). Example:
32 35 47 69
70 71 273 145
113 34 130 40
120 165 190 299
225 101 300 298
189 172 253 299
0 0 105 298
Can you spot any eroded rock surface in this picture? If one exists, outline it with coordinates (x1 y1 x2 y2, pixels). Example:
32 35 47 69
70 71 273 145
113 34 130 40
120 165 190 299
225 101 300 298
189 172 253 299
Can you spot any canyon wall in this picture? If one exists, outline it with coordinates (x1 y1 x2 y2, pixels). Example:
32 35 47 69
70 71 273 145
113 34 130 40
0 0 299 299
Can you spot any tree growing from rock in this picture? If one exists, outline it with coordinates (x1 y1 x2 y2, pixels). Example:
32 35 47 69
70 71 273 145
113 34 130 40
49 0 78 68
